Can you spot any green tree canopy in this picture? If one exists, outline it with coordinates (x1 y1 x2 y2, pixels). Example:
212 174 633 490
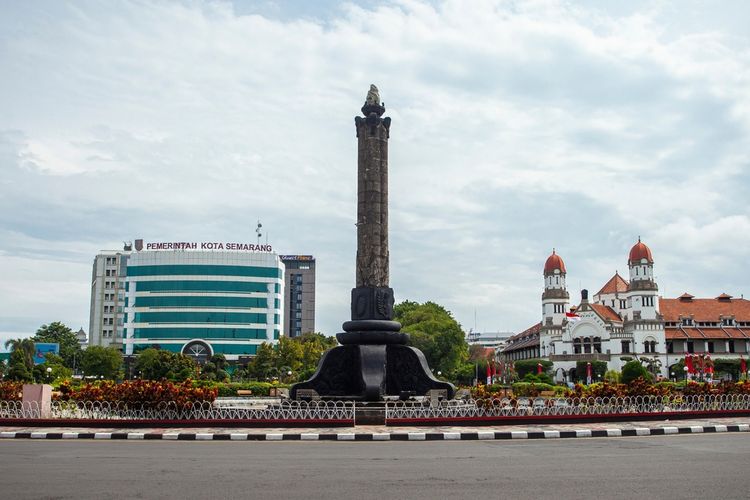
31 322 83 369
394 300 468 377
621 360 652 384
135 348 196 381
81 346 123 379
5 338 35 382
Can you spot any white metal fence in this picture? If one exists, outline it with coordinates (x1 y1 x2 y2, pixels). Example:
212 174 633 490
385 394 750 420
0 400 355 421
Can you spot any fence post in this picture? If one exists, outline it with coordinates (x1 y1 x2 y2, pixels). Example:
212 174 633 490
22 384 52 419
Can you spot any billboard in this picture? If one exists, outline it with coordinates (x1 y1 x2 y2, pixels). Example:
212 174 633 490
33 343 59 365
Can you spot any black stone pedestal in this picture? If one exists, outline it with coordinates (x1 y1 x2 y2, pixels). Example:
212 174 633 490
290 320 455 401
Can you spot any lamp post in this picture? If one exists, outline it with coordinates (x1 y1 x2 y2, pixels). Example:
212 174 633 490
683 365 689 383
670 371 675 382
46 366 52 383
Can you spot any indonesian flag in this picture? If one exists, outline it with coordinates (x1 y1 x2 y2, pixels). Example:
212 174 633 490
741 357 747 374
537 362 543 375
486 362 492 385
566 312 581 323
685 355 694 374
586 362 592 385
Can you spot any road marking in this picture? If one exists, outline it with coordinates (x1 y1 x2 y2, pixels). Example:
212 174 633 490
94 433 111 439
511 431 528 439
689 426 704 433
163 433 180 440
606 429 622 437
300 433 319 440
62 432 79 439
443 432 461 440
544 431 560 438
127 433 144 440
230 433 248 440
0 432 16 439
372 433 391 441
195 433 213 440
266 433 283 441
477 431 495 440
714 425 728 432
662 427 678 435
408 433 426 441
576 430 592 438
634 428 650 436
30 432 47 439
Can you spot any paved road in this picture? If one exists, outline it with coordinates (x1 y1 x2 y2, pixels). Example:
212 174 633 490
2 434 748 499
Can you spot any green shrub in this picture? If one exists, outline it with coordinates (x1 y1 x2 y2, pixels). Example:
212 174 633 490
621 360 652 385
512 382 556 397
604 370 621 384
522 373 554 385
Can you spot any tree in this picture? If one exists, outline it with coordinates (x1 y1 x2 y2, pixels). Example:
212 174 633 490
199 354 230 381
135 348 196 381
394 300 468 377
248 343 277 380
4 338 35 382
277 336 303 373
33 353 72 383
575 360 607 383
510 359 554 380
621 360 652 384
81 346 123 379
31 322 83 369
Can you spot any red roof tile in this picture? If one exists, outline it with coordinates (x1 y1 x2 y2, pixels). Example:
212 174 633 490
660 296 750 322
589 303 623 322
595 272 629 296
665 327 750 340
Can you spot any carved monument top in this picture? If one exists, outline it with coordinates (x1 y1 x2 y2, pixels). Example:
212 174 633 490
365 84 380 106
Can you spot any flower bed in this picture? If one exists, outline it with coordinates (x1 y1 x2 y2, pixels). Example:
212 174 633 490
55 379 217 408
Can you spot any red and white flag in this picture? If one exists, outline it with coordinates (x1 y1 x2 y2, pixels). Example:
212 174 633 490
566 312 581 323
741 357 747 375
486 362 492 385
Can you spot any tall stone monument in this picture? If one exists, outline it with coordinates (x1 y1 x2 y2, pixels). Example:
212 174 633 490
291 85 455 401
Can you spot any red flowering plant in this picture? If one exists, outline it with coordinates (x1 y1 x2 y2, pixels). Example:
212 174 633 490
0 381 24 401
55 379 217 409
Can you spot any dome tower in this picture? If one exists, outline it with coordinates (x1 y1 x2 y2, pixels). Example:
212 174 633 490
627 238 659 320
542 249 569 326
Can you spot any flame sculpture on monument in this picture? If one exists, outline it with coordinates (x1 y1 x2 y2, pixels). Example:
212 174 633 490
291 85 455 401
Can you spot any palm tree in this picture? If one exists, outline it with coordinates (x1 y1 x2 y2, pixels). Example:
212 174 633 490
5 338 36 370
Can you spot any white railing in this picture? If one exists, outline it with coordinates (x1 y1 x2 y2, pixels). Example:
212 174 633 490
385 394 750 420
0 400 355 421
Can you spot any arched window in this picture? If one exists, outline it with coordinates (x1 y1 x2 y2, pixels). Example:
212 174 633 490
583 337 592 354
574 338 582 354
593 337 602 353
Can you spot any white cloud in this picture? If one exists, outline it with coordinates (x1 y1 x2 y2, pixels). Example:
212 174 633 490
0 0 749 341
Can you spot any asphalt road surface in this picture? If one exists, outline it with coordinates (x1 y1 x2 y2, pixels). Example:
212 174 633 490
1 434 748 500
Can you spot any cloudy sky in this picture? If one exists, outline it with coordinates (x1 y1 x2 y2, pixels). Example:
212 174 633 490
1 0 749 347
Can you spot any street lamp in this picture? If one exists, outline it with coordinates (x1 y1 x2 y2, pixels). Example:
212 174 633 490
46 367 52 382
683 365 689 383
670 371 675 382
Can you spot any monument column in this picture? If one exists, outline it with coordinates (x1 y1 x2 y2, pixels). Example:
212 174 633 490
290 85 454 401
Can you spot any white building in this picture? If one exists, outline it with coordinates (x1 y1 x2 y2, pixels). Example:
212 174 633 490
502 239 750 381
88 248 130 349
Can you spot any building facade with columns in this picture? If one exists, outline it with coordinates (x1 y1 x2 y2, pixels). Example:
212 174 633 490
502 239 750 381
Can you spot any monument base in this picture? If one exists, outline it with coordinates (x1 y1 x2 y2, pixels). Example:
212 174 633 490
290 343 455 401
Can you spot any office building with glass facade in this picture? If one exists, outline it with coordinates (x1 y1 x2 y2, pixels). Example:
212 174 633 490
122 249 284 361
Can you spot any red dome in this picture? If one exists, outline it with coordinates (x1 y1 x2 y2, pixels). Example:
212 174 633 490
629 238 653 264
544 250 566 274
